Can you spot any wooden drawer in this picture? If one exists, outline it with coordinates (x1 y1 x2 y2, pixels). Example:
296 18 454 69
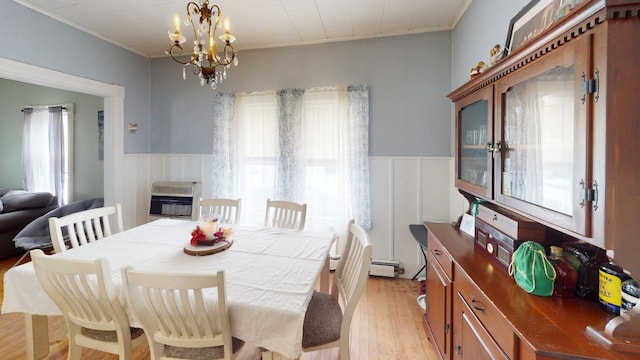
455 270 515 359
429 232 453 279
456 292 510 360
477 204 544 242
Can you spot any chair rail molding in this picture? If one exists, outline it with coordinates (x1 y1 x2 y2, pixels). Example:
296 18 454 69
123 154 464 279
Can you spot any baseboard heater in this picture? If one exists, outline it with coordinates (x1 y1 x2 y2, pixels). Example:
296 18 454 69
369 259 403 278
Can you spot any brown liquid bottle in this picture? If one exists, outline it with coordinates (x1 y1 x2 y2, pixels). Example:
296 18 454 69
549 246 578 298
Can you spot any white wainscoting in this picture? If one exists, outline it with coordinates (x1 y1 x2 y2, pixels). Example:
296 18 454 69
121 154 467 279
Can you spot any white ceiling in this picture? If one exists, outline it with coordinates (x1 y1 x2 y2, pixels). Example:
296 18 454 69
15 0 471 58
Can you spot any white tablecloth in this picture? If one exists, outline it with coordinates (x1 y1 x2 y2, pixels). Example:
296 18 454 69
2 219 335 359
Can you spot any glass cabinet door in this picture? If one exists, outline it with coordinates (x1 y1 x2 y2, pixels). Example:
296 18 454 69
502 65 575 214
495 44 588 235
456 86 493 198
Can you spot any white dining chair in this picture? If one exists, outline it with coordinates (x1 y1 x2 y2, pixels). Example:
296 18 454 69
198 198 242 224
264 199 307 230
30 249 144 360
49 203 123 253
122 268 244 360
262 220 372 360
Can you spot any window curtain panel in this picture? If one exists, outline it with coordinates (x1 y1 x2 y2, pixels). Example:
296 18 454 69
21 107 40 191
275 88 305 201
347 84 371 230
211 92 236 198
22 106 70 205
47 106 68 205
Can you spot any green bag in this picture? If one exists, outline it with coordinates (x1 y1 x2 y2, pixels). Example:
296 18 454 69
508 241 556 296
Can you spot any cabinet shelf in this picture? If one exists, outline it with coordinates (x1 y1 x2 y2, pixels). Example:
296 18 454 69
461 144 486 150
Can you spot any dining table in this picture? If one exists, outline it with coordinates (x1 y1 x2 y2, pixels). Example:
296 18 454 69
2 218 336 360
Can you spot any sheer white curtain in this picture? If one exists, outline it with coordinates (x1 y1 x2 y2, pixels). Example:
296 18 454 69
22 105 73 205
234 91 279 224
212 85 371 243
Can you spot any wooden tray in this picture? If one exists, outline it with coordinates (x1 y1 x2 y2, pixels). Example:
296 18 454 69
184 239 233 256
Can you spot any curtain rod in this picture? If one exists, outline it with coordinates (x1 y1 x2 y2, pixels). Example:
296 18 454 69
21 105 69 112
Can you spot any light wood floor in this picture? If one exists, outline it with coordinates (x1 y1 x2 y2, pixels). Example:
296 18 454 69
0 253 437 360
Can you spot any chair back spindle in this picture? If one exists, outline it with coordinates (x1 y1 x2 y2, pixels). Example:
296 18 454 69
199 198 242 225
49 204 123 253
264 199 307 230
122 268 243 360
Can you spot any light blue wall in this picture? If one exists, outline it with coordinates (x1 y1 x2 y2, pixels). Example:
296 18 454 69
2 0 531 159
0 0 151 154
150 32 453 156
0 79 104 201
449 0 529 155
451 0 529 89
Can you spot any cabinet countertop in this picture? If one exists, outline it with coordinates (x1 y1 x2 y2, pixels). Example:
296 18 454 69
424 221 636 360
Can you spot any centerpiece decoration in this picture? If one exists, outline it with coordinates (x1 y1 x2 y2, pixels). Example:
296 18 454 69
184 218 233 256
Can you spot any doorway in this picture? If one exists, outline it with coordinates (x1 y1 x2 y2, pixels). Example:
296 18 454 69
0 56 125 209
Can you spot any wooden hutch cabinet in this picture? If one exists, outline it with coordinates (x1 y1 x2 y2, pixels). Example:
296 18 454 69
449 0 640 272
424 1 640 359
425 234 454 360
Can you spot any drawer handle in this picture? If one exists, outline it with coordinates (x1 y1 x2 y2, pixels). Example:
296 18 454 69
471 297 486 314
433 249 442 256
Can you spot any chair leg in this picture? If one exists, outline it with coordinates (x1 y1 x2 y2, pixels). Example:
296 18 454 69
411 264 426 280
11 251 31 268
149 342 163 359
340 336 351 360
67 327 82 360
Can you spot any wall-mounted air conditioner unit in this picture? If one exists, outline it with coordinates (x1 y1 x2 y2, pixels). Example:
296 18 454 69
148 181 202 222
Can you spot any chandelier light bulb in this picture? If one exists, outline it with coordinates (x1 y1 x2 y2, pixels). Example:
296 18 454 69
173 14 181 33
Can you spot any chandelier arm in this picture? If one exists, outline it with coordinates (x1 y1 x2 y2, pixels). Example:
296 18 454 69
207 5 221 53
210 4 221 17
187 63 202 77
218 43 236 66
186 1 202 42
168 44 196 66
208 4 221 28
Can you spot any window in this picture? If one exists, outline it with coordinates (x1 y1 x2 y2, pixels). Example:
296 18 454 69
235 92 278 223
22 104 73 205
213 85 370 239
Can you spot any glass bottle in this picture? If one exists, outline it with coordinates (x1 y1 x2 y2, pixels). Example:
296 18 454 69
562 242 608 301
548 246 578 298
599 262 631 315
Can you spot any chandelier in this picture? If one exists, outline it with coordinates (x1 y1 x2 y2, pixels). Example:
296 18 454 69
166 0 238 89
